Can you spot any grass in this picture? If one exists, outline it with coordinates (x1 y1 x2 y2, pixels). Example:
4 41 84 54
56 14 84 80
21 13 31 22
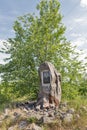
27 117 38 124
62 96 87 110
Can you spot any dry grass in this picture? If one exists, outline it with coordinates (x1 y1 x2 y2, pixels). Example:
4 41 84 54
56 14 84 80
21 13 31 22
44 113 87 130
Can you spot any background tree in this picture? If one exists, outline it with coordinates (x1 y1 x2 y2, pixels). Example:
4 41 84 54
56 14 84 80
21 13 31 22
0 0 87 101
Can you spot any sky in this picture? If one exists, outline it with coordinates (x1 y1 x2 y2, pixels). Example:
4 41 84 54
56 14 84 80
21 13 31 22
0 0 87 64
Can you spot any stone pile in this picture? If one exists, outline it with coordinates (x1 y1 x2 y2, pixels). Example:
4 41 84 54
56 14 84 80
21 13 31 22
4 101 81 123
0 101 87 130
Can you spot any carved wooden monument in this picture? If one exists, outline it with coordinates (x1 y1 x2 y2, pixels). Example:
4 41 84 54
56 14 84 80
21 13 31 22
37 61 61 108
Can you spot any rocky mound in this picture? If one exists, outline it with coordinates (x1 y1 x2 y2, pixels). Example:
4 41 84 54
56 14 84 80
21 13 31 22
0 101 87 130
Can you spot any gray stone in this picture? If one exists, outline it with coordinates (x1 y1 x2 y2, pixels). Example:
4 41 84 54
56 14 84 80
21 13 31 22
63 113 73 123
4 108 10 116
28 123 42 130
43 111 49 117
8 126 14 130
48 112 54 117
37 61 61 108
85 125 87 130
36 105 40 111
18 121 27 129
67 108 75 114
40 116 54 124
23 107 29 113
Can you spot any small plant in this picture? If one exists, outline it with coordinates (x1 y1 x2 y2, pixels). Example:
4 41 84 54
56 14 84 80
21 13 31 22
27 117 38 123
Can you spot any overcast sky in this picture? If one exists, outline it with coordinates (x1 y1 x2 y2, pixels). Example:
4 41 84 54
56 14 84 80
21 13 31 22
0 0 87 64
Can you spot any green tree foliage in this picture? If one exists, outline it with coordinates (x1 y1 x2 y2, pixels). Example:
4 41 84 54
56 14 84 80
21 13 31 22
0 0 87 101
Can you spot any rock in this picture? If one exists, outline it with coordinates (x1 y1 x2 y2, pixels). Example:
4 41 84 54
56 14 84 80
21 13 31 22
54 110 60 117
40 116 54 123
28 123 42 130
85 125 87 130
43 102 50 109
24 105 30 111
4 108 10 116
8 126 14 130
63 113 73 124
44 108 48 112
37 61 61 108
18 121 27 129
49 103 55 108
60 112 66 120
48 112 54 117
13 112 19 116
23 107 29 113
43 111 49 117
36 105 40 111
67 108 75 114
